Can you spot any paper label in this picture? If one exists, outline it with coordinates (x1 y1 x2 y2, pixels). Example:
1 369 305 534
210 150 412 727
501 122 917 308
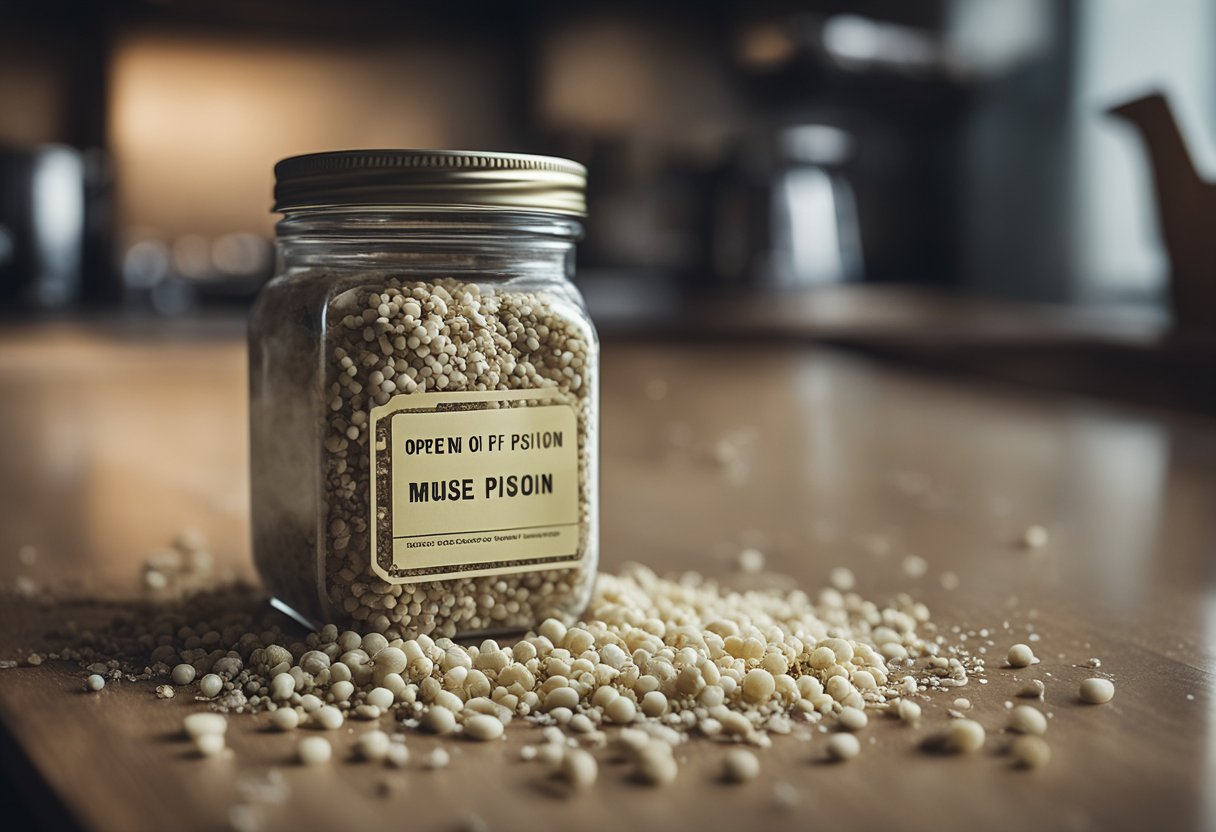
369 389 581 583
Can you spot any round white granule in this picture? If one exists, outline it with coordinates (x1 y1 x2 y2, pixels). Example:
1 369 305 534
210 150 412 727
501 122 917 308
1007 644 1037 668
85 674 105 692
385 743 410 768
171 664 197 685
271 707 300 731
1011 735 1052 769
635 744 678 786
1079 678 1114 704
561 748 598 789
946 719 986 753
640 691 668 718
199 674 223 698
463 714 505 742
366 686 394 711
297 736 332 766
723 748 760 782
314 705 344 730
423 748 451 770
737 548 766 574
826 733 861 761
422 706 458 735
355 730 392 762
183 712 228 739
896 700 921 723
838 706 868 732
193 733 226 758
1007 705 1047 735
1022 525 1049 549
604 696 636 725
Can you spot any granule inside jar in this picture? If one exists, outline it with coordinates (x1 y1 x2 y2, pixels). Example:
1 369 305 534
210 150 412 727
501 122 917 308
320 277 596 639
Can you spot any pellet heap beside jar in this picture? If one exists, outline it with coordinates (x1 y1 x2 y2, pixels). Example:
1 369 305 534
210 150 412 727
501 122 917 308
249 150 598 640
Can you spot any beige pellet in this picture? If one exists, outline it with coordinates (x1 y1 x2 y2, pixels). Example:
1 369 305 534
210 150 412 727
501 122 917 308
723 748 760 782
945 719 985 753
1079 678 1114 704
1011 735 1052 769
1007 705 1047 735
298 736 332 765
561 748 598 789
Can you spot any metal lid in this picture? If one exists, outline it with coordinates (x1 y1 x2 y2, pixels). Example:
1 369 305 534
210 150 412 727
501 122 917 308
273 149 587 217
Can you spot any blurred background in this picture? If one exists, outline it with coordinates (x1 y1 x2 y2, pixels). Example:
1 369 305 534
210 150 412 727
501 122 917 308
1 0 1215 410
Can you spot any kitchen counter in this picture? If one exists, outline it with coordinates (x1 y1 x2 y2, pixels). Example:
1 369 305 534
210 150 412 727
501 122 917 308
0 324 1213 832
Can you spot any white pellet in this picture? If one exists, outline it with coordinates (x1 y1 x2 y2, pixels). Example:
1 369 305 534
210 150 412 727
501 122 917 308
194 733 226 757
464 714 504 742
838 706 868 732
1079 678 1114 704
298 736 332 765
897 699 921 723
1011 735 1052 769
561 748 598 789
635 743 678 785
271 707 300 731
1008 705 1047 735
183 712 228 739
171 664 197 685
826 732 860 761
366 686 394 711
315 705 344 730
356 730 392 762
422 706 458 735
85 674 105 692
723 748 760 782
946 719 985 753
199 674 223 698
1007 644 1036 668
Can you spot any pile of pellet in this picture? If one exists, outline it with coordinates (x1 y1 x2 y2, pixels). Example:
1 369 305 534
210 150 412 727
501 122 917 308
15 540 1117 789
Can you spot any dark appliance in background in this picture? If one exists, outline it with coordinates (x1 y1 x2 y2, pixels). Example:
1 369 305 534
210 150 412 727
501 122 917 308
565 12 969 296
0 144 110 311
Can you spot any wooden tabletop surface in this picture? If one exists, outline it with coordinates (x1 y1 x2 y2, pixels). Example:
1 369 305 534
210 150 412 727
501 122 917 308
0 325 1213 832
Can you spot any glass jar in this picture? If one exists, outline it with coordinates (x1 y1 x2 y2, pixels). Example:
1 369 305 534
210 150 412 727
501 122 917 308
249 150 598 640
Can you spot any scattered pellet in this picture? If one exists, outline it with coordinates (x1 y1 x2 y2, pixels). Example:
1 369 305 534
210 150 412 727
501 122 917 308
1079 678 1114 704
737 548 766 574
171 663 197 685
155 684 175 700
635 743 678 785
194 733 226 758
1086 657 1102 669
385 742 410 768
772 782 799 812
1018 680 1045 699
355 730 392 762
838 706 868 732
897 699 921 723
271 707 300 731
561 748 598 790
423 748 451 770
297 736 332 766
463 714 504 742
945 719 985 753
826 733 861 761
1010 735 1052 769
199 674 223 698
1007 705 1047 735
723 748 760 783
830 567 855 591
85 674 105 692
1007 644 1037 668
314 705 344 730
183 712 228 739
1021 525 1049 549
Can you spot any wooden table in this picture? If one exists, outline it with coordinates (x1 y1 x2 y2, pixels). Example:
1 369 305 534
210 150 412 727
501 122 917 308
1 325 1213 832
